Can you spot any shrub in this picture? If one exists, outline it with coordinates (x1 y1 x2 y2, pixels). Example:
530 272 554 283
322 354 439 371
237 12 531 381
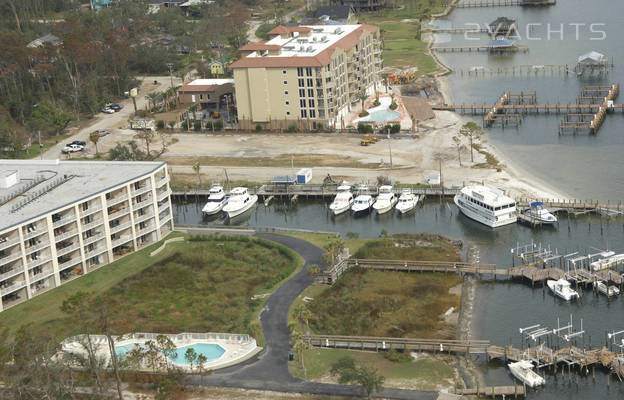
358 110 369 117
287 124 297 132
167 121 175 129
346 232 359 239
372 99 381 107
255 124 263 132
391 124 400 134
156 120 165 130
357 123 373 134
213 119 223 131
389 102 398 110
383 349 412 363
193 121 201 131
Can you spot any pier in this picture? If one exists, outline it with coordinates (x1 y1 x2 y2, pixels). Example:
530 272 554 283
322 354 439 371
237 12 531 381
455 0 555 7
433 44 528 53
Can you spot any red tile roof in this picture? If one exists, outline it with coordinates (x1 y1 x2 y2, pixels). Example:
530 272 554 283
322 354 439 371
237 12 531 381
267 26 313 35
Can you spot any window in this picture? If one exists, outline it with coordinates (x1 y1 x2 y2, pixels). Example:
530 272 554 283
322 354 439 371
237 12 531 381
297 67 304 76
283 69 287 74
82 202 89 211
283 80 288 85
299 89 305 97
298 78 304 87
309 109 316 118
300 99 306 108
285 101 290 105
199 94 203 100
309 99 315 108
284 90 289 95
300 109 307 118
306 67 312 76
286 111 291 116
308 89 314 97
307 78 313 87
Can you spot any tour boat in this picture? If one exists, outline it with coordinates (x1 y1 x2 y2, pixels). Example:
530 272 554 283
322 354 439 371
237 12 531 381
395 189 418 214
201 184 228 215
454 185 517 228
222 187 258 218
373 185 398 214
352 194 374 216
590 253 624 271
329 185 354 216
508 360 545 388
547 279 579 301
594 281 620 297
523 201 557 224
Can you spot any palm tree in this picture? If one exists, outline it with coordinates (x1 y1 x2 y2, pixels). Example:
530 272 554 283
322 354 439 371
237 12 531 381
89 131 100 157
197 354 207 384
357 90 368 112
290 330 307 377
294 304 312 332
192 161 201 188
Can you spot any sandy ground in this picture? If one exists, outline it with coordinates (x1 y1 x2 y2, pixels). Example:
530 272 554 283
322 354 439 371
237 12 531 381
138 109 567 199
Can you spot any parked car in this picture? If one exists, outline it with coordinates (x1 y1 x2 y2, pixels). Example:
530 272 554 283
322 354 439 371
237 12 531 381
95 129 110 137
101 107 115 114
62 144 84 154
70 140 86 146
110 104 124 111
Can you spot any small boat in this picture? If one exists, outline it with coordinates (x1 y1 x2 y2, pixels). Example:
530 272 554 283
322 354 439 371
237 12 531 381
547 279 579 301
395 189 418 214
352 194 374 216
594 281 620 297
329 184 354 216
201 184 227 215
222 187 258 218
523 201 557 224
508 360 545 388
590 253 624 271
373 185 397 215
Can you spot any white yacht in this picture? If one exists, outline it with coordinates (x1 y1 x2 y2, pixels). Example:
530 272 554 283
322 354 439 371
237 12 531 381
329 185 354 216
594 281 620 297
222 187 258 218
352 194 374 216
201 184 227 216
547 279 579 301
523 201 557 224
590 253 624 271
508 360 545 388
395 189 418 214
373 185 397 214
454 185 517 228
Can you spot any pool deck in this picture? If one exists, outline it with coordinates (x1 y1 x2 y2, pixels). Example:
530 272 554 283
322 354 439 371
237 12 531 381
350 94 412 130
60 332 262 371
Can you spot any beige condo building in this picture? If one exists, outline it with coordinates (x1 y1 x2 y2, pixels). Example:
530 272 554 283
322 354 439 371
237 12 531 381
230 24 383 129
0 160 174 312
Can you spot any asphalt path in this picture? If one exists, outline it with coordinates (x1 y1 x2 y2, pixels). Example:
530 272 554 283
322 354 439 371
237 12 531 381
188 233 438 399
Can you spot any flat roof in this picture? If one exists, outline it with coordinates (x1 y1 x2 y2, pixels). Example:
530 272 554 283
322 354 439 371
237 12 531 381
461 185 515 206
0 160 165 232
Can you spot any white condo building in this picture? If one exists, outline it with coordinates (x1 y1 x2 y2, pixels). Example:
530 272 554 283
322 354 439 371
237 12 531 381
0 160 174 312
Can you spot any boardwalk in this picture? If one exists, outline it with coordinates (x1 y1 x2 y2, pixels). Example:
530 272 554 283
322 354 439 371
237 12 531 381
433 44 528 53
456 0 555 7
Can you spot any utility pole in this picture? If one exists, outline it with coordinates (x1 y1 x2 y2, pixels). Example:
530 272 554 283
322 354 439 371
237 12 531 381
166 63 175 108
38 130 42 160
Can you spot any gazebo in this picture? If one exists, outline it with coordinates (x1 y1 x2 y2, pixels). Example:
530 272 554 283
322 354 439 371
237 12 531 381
575 51 609 76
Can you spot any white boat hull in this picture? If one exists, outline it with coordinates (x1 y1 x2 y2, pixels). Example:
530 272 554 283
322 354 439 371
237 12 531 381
374 199 397 215
454 194 516 228
509 361 545 388
224 195 258 218
547 279 579 301
396 202 415 214
331 203 352 216
202 200 227 215
352 205 371 215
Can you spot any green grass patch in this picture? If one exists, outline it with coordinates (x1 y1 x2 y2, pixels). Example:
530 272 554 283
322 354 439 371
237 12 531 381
290 348 455 390
282 232 368 255
0 234 301 345
10 134 71 159
472 143 502 171
256 23 279 40
353 233 462 261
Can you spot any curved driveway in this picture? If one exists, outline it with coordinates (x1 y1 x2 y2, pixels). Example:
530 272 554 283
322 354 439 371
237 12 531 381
191 233 437 400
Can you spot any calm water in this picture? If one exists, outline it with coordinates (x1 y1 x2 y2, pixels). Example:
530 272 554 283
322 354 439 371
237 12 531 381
173 198 624 398
437 0 624 201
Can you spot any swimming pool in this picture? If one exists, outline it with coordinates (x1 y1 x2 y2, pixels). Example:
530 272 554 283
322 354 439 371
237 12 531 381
356 109 401 123
115 342 226 364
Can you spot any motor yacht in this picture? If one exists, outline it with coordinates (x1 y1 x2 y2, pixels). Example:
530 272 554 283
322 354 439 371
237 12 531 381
201 184 227 215
508 360 545 388
329 185 354 216
523 201 557 224
395 189 418 214
547 279 579 301
373 185 397 214
222 187 258 218
454 185 517 228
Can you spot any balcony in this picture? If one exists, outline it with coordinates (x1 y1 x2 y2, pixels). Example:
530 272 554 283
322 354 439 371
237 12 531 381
0 251 22 266
158 202 169 215
24 241 49 255
55 229 79 243
324 81 334 89
58 258 82 272
374 47 382 55
0 266 24 282
56 242 80 258
375 57 382 64
1 280 26 295
82 232 105 247
107 194 129 207
134 196 153 209
84 247 107 260
111 236 133 248
136 225 155 237
81 219 104 232
133 185 152 197
53 214 75 229
80 204 102 218
107 207 130 220
159 214 172 227
157 188 172 202
347 67 356 74
0 236 21 252
374 39 381 45
30 267 55 281
135 212 154 225
110 221 132 235
28 256 50 270
23 228 45 241
156 175 170 188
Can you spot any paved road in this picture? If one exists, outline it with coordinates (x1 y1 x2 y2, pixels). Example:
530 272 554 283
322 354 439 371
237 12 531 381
188 233 438 400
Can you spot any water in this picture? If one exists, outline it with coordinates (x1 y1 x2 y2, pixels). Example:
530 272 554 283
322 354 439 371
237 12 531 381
115 342 226 364
436 0 624 201
174 198 624 398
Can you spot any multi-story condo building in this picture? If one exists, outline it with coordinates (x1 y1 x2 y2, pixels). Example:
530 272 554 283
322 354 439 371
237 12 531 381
0 160 174 312
230 24 383 129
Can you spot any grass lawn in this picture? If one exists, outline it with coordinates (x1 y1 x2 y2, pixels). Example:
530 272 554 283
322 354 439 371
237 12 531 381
0 234 302 346
7 133 71 159
282 232 368 255
290 348 456 391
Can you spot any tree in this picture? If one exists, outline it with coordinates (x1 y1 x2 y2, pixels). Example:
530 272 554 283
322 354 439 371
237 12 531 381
196 353 208 384
452 135 465 166
294 304 312 333
357 90 368 111
192 161 201 188
29 100 74 136
459 121 484 163
331 356 385 399
290 330 307 377
184 348 197 373
90 131 100 156
135 128 156 157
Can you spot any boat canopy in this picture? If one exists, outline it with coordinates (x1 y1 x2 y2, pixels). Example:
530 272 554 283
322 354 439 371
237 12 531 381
530 201 543 207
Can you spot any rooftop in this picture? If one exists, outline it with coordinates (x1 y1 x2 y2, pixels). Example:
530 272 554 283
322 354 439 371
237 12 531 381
462 185 514 206
311 5 353 20
578 51 606 63
230 24 378 69
179 79 234 93
0 160 165 232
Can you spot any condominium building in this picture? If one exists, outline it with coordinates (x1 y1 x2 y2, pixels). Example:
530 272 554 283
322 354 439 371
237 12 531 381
0 160 174 312
230 24 382 129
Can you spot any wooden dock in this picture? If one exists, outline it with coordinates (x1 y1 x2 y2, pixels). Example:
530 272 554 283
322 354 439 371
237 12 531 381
433 44 528 53
454 386 525 398
455 0 555 7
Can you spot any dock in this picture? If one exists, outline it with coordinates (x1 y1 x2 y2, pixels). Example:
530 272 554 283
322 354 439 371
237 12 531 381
433 44 528 53
455 0 555 7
